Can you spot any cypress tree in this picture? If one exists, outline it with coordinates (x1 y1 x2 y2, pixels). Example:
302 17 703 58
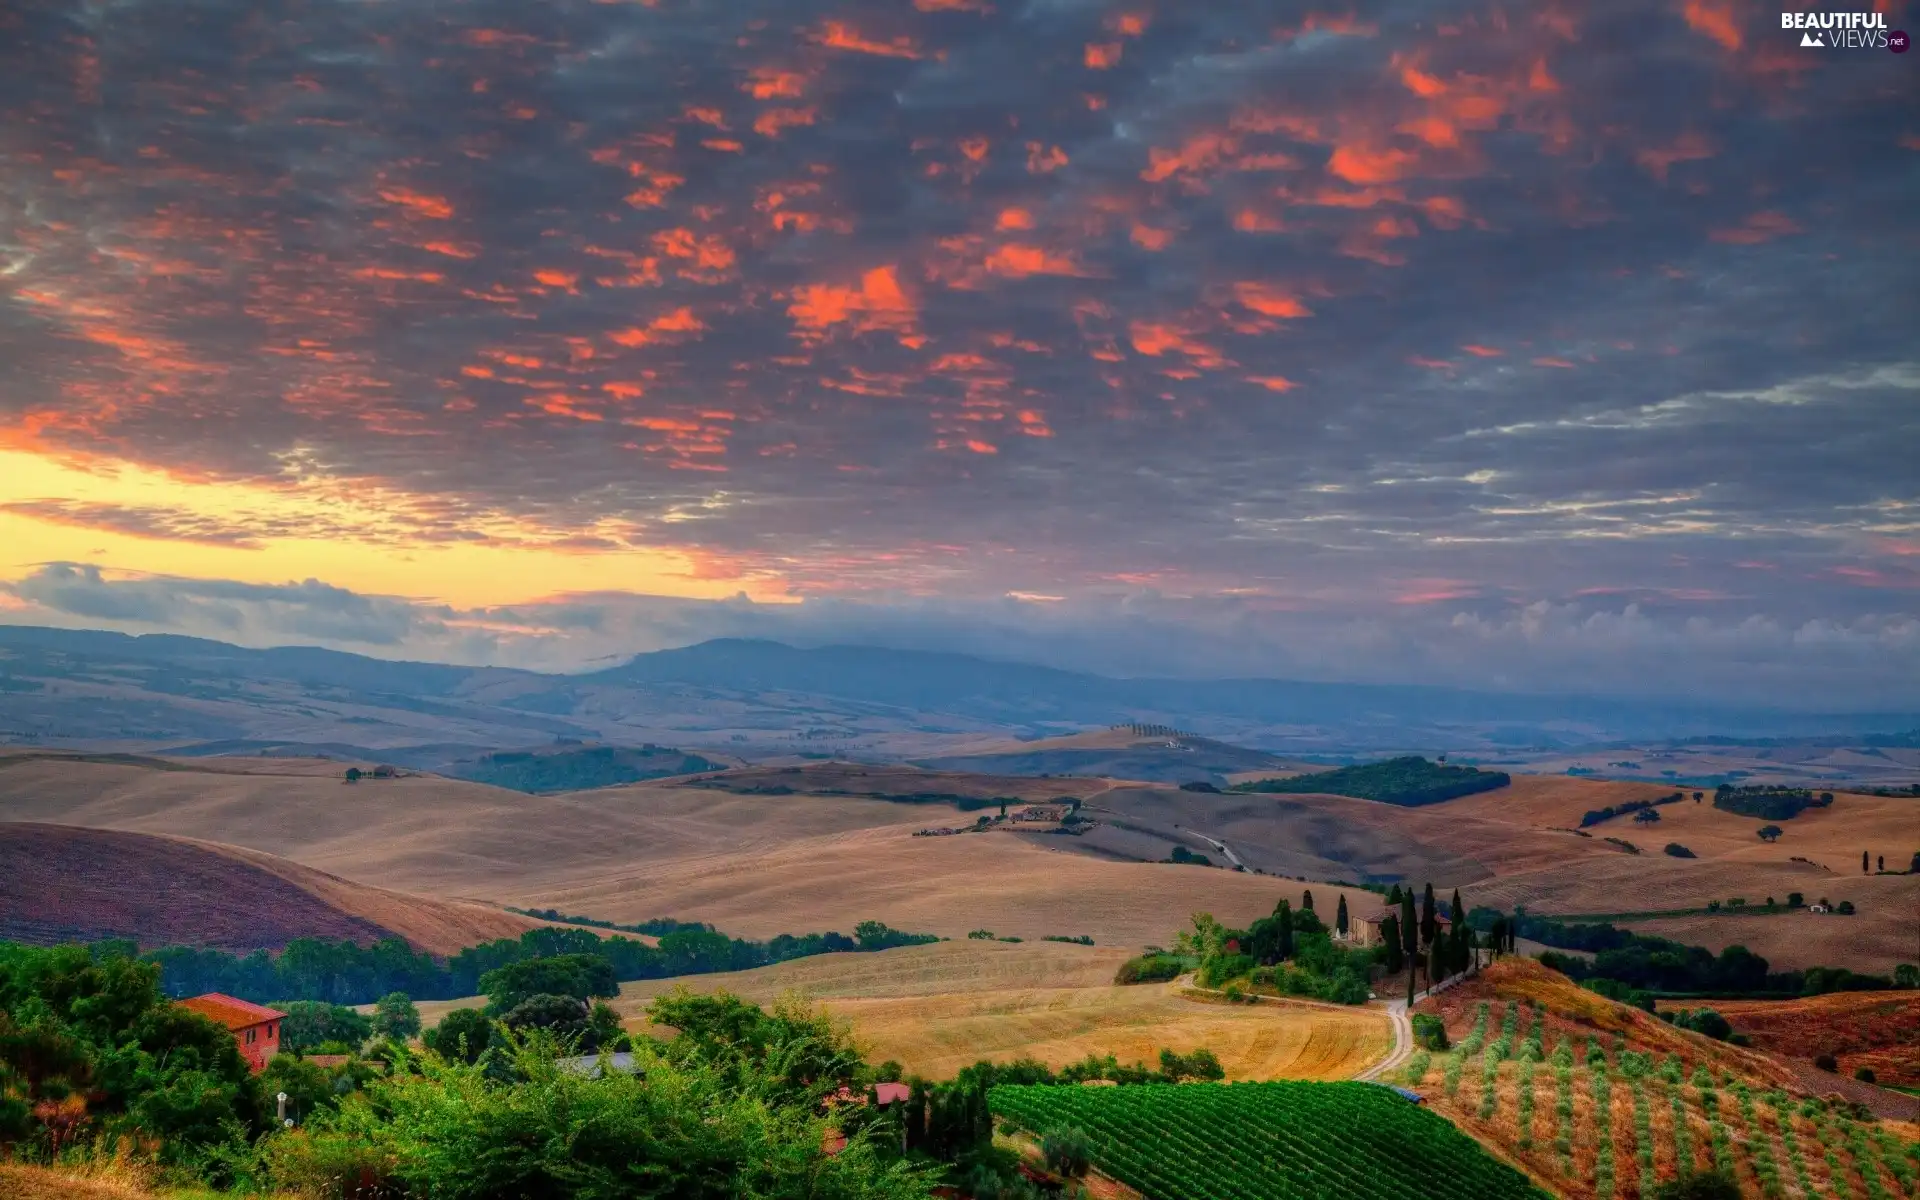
1336 894 1349 938
1450 889 1464 928
1428 937 1446 985
1400 893 1419 982
1386 884 1404 906
1381 915 1403 974
1420 883 1438 948
1275 899 1294 962
1301 889 1314 913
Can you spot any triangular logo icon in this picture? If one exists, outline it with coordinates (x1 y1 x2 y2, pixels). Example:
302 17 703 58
1800 30 1823 46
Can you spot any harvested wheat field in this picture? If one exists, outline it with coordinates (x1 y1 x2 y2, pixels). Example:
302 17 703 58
0 822 544 954
602 941 1394 1082
1667 991 1920 1089
1399 960 1920 1199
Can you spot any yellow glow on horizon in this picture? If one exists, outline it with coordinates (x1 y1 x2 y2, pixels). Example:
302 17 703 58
0 449 792 607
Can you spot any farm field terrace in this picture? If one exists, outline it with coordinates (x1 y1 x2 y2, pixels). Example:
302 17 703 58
989 1079 1548 1200
1404 960 1920 1199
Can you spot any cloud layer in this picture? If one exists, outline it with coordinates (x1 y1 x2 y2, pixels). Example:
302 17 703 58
0 0 1915 700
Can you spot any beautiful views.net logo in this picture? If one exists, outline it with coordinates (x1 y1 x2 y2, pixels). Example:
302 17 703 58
1782 10 1894 48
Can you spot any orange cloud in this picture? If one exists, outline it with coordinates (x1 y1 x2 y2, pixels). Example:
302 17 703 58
1232 283 1312 320
1326 144 1418 185
1532 356 1576 368
744 68 807 99
1131 223 1175 250
377 187 454 219
753 107 816 137
789 265 920 342
1026 143 1068 174
816 21 923 58
983 243 1087 278
533 269 578 291
995 207 1035 231
1245 375 1297 392
653 228 736 278
1711 211 1801 245
1461 344 1503 357
1682 0 1742 51
1084 42 1122 68
1129 319 1230 369
418 241 478 259
609 307 707 347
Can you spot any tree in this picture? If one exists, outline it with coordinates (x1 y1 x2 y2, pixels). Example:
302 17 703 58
1381 915 1403 974
277 1001 374 1054
998 801 1007 820
421 1008 493 1064
1400 893 1419 980
1876 855 1883 872
1335 895 1349 938
1420 884 1437 949
1757 825 1783 843
370 992 421 1041
1300 889 1314 913
478 954 618 1014
1385 884 1404 906
1895 964 1919 989
344 767 361 783
1427 938 1446 986
1041 1126 1092 1178
1863 851 1870 874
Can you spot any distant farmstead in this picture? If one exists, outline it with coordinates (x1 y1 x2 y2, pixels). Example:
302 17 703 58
1346 908 1449 947
177 993 286 1073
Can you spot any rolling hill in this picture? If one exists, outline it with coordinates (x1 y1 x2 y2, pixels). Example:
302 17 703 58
913 727 1315 785
8 625 1917 761
0 822 543 954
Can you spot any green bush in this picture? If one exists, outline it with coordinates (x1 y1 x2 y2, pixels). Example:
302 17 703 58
1199 954 1256 988
1041 1125 1093 1178
1411 1013 1450 1051
1113 953 1185 985
265 1032 937 1199
1653 1169 1742 1200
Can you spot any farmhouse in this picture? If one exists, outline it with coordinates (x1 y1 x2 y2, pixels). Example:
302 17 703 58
177 993 286 1073
1346 908 1450 947
1011 805 1066 823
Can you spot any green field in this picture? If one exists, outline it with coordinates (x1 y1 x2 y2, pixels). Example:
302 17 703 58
989 1081 1547 1200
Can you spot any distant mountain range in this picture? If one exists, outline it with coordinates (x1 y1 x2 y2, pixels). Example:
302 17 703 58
1 625 1915 762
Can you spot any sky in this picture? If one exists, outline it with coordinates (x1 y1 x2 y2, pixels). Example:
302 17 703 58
0 0 1916 705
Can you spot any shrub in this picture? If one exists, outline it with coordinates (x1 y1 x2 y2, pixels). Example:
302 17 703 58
1113 954 1185 985
1654 1169 1743 1200
1854 1067 1876 1083
1664 843 1697 859
1041 1126 1093 1178
1198 954 1256 988
1814 1054 1838 1072
1411 1012 1450 1051
370 991 421 1040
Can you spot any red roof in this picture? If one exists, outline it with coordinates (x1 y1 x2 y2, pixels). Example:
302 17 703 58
178 993 286 1030
873 1082 911 1105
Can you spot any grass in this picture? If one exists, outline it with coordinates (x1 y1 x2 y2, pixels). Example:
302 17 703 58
603 941 1392 1081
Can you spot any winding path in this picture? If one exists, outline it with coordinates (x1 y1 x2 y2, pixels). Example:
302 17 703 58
1353 999 1412 1082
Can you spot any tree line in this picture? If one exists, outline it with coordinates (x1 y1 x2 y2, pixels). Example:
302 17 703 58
115 918 939 1008
1466 908 1905 998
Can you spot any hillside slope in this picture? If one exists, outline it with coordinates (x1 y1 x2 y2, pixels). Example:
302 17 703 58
914 728 1311 785
1406 958 1919 1200
0 822 542 954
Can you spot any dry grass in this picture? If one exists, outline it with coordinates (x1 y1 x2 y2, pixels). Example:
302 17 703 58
412 941 1393 1082
615 942 1390 1081
1665 990 1920 1088
7 753 1909 969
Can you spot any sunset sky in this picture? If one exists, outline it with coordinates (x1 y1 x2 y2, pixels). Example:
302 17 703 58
0 0 1915 702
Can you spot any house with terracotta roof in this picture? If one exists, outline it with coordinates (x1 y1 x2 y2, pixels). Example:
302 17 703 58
177 993 287 1073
